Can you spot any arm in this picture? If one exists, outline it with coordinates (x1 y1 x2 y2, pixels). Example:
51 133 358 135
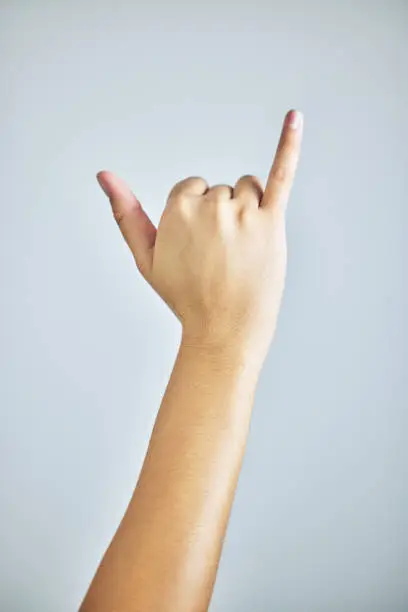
79 109 303 612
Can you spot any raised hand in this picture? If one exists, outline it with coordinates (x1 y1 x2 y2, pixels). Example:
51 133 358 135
97 109 303 363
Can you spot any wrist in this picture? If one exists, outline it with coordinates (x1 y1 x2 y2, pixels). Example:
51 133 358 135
180 326 268 378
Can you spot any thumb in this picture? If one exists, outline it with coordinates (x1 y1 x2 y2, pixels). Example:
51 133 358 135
96 170 156 279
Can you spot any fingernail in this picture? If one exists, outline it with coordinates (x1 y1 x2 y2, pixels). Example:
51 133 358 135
287 109 303 130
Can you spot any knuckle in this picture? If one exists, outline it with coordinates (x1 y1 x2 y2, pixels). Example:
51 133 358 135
238 174 259 183
185 176 206 191
169 176 207 199
112 201 140 226
234 175 264 204
237 174 251 183
280 140 295 155
207 184 233 200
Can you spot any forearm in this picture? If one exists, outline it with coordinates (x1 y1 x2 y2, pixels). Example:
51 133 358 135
80 334 262 612
83 108 303 611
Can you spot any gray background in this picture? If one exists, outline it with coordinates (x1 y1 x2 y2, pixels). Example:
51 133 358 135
1 1 407 610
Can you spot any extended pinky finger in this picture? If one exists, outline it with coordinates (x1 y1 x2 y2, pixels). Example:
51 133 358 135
260 109 303 212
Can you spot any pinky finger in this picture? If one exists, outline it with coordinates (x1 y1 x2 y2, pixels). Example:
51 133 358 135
260 109 303 213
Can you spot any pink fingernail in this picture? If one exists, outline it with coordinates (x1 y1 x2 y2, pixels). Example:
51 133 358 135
287 109 303 130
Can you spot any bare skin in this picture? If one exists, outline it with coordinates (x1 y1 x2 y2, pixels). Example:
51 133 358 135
79 109 304 612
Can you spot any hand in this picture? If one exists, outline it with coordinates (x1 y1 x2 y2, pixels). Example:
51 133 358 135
97 110 303 361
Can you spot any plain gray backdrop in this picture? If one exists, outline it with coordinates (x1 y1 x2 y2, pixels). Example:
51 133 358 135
1 1 407 610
